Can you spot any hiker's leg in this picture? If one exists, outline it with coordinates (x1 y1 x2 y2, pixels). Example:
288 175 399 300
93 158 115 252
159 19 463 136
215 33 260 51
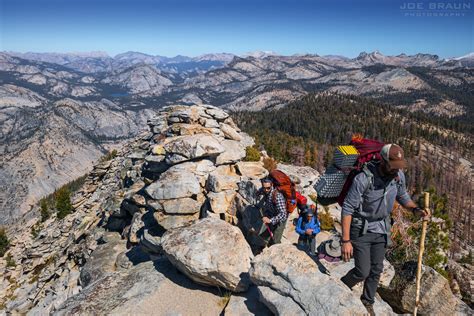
341 234 371 289
297 235 305 245
258 225 271 248
272 220 287 244
310 236 316 255
361 233 386 304
297 235 305 250
297 235 309 252
303 236 312 253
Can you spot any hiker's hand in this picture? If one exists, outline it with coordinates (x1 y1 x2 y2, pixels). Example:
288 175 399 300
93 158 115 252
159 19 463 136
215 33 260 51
262 217 271 224
305 229 313 235
414 207 431 220
341 242 353 262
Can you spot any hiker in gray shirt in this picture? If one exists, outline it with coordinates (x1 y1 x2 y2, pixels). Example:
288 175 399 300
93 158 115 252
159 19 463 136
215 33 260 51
340 144 430 316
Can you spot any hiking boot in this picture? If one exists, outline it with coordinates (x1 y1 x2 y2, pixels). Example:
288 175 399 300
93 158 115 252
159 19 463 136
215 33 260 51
361 300 375 316
340 275 354 290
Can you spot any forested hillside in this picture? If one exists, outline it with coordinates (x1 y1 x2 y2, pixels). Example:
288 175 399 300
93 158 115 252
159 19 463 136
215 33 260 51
232 92 472 256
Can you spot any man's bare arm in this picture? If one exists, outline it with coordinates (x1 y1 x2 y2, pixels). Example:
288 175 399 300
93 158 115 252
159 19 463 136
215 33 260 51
341 214 353 262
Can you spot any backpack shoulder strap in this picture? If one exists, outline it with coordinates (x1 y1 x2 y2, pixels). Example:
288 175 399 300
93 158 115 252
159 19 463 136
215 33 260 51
361 163 375 195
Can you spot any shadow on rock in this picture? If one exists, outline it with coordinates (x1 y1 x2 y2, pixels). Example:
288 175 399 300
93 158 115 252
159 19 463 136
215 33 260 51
124 246 151 266
152 258 224 297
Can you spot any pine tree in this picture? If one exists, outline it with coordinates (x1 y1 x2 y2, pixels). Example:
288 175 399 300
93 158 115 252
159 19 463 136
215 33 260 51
40 198 50 222
55 187 73 219
0 228 9 257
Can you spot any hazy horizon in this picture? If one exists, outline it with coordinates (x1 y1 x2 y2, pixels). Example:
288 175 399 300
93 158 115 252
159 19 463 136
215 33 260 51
1 0 472 59
4 49 473 61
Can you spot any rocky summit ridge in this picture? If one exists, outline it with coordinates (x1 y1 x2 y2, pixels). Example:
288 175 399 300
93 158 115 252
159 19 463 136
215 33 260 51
2 50 473 224
1 104 471 315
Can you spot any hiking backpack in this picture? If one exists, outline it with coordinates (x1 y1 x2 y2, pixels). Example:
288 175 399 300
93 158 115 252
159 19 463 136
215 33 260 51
269 169 298 213
315 135 385 206
295 191 307 208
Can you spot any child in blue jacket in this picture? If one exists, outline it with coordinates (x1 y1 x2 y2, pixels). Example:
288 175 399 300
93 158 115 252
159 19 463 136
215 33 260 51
295 207 320 256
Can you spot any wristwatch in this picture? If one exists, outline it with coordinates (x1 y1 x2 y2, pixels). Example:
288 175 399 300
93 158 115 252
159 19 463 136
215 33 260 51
341 239 351 244
412 207 422 214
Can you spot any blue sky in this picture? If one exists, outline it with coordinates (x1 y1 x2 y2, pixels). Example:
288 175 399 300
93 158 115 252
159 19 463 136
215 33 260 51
0 0 472 58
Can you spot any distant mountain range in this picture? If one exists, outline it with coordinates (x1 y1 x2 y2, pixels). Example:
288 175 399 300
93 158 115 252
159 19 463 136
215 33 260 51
0 49 473 223
5 50 238 74
6 50 473 73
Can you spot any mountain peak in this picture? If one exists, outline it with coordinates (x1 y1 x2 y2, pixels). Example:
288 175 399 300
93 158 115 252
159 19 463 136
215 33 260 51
194 53 236 62
454 52 474 60
114 51 155 58
356 50 384 60
242 50 278 58
67 51 110 58
372 50 383 56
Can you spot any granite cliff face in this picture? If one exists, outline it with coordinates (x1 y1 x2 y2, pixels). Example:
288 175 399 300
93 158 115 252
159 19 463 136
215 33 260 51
0 84 156 223
1 105 470 315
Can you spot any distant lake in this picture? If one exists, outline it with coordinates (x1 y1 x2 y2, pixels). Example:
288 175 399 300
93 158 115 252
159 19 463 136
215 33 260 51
110 92 130 97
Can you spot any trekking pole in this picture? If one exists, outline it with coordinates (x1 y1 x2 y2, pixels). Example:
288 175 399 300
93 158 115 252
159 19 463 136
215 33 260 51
414 192 429 316
257 206 274 240
266 224 274 240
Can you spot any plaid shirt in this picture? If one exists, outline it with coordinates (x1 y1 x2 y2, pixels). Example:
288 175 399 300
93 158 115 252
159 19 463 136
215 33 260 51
258 187 288 225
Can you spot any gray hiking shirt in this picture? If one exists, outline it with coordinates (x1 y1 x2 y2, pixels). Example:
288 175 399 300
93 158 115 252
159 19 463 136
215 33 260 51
341 163 412 234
